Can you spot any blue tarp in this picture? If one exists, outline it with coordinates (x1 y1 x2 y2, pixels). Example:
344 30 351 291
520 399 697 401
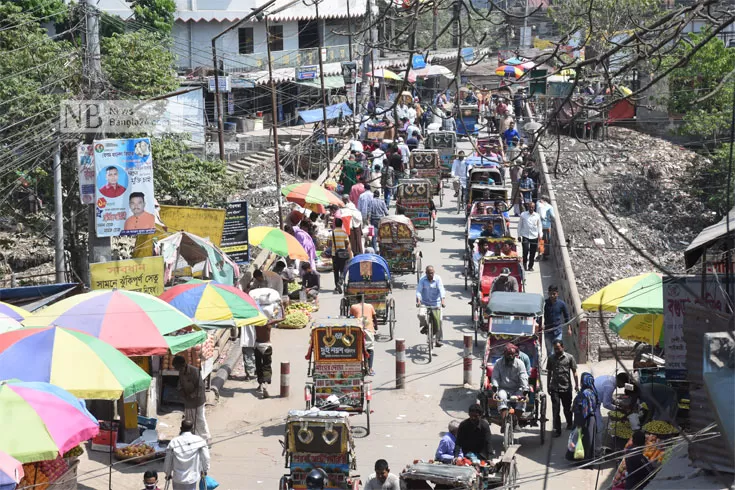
343 254 391 283
298 102 353 124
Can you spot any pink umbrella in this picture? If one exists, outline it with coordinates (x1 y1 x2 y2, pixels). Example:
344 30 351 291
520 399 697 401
0 450 23 486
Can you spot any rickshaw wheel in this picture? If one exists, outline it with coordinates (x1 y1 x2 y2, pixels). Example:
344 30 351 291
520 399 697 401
539 395 548 445
279 476 290 490
366 399 371 436
472 294 480 346
388 298 396 340
438 183 444 207
432 214 436 242
501 457 519 488
340 297 349 317
463 254 468 291
503 416 514 452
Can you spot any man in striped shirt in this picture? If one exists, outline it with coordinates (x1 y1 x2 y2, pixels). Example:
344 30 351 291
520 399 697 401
331 218 352 294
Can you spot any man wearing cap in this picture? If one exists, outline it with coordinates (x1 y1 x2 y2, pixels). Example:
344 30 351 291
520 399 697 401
491 268 519 292
397 137 411 167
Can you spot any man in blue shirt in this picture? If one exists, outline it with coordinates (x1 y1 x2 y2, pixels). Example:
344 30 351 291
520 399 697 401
543 285 571 357
519 170 535 204
503 120 520 148
435 420 462 463
416 265 446 347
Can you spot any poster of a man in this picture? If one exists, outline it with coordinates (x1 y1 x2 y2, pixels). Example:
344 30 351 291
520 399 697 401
123 192 155 233
98 166 127 198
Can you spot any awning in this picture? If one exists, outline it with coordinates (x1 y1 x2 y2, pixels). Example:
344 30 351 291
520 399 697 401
297 75 345 90
298 102 352 123
685 207 735 268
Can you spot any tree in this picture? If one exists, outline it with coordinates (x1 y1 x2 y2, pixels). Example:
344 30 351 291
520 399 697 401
151 135 241 207
128 0 176 33
0 0 66 23
101 30 179 98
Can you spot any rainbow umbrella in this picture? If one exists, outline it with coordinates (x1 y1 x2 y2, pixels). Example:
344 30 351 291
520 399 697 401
0 380 99 463
0 450 23 486
0 302 27 321
0 312 23 334
581 272 662 314
496 65 525 78
23 290 204 356
160 281 267 328
249 226 310 261
609 313 664 347
282 182 344 208
0 327 151 400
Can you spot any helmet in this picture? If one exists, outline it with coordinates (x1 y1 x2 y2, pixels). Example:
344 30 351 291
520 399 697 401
305 468 327 489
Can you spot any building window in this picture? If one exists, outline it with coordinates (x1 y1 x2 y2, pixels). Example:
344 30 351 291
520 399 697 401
298 20 319 49
238 27 254 54
268 25 284 52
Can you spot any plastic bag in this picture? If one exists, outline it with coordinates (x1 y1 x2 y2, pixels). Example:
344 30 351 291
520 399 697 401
199 475 219 490
568 428 579 452
574 429 585 460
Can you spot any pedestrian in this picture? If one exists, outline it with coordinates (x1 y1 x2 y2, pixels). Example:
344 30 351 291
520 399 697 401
254 308 274 399
172 356 210 442
435 420 462 464
357 183 373 223
341 194 364 255
340 154 362 196
547 339 579 437
543 285 571 356
364 459 400 490
536 198 554 259
513 89 524 121
163 420 210 490
406 130 420 151
330 217 352 294
517 201 542 272
350 301 377 376
388 145 404 179
381 162 395 207
441 111 457 132
416 265 446 348
240 323 256 382
349 175 366 206
566 372 599 463
368 190 389 250
285 224 317 271
397 137 411 166
518 170 535 205
454 404 494 461
142 470 161 490
622 431 654 489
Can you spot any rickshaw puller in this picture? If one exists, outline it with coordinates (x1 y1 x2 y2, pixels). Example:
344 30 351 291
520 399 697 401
491 344 529 422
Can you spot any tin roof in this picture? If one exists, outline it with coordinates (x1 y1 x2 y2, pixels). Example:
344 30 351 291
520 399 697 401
176 0 367 22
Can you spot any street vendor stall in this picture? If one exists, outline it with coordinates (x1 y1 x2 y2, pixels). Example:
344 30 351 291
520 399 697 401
154 231 240 287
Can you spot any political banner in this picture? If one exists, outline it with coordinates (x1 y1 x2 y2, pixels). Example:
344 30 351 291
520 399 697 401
90 256 164 296
77 143 96 205
220 201 249 264
94 138 156 238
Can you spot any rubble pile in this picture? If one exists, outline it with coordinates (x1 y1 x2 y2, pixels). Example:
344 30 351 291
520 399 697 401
230 159 301 227
0 217 55 284
542 127 718 360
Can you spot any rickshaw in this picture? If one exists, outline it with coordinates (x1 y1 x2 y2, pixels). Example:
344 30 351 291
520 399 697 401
463 215 511 291
425 131 457 178
339 254 396 340
279 410 361 490
456 103 480 137
409 149 443 206
305 319 372 435
396 178 436 242
399 456 519 490
475 134 504 161
377 215 422 283
466 185 510 218
478 292 547 450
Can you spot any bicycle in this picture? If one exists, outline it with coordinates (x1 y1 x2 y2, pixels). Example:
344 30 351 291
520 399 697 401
420 305 444 362
493 394 529 452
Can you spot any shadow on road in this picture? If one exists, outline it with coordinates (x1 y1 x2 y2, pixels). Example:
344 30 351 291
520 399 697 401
261 421 286 438
438 386 478 418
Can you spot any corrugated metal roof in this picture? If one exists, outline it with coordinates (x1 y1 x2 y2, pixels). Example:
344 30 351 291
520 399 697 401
176 0 367 22
684 207 735 268
231 62 343 85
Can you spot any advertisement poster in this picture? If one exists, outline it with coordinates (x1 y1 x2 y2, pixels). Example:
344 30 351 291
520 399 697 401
77 144 96 204
94 138 156 237
90 256 164 296
220 201 249 263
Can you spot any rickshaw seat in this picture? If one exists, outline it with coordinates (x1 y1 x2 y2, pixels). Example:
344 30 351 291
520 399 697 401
480 276 492 302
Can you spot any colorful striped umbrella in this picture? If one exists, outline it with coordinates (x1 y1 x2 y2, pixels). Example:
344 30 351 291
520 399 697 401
495 65 525 78
0 327 151 400
249 226 310 261
0 312 23 334
0 302 27 321
609 313 664 347
23 290 203 356
0 380 99 463
581 272 662 314
160 281 267 328
282 182 344 208
0 450 23 486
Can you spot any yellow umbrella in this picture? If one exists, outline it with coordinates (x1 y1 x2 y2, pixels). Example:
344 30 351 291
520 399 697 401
581 273 662 314
368 69 402 80
609 313 663 347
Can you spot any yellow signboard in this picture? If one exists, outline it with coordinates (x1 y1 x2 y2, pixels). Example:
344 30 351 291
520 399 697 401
132 205 226 258
90 256 165 296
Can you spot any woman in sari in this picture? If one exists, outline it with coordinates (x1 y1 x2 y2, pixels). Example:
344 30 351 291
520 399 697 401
567 372 599 463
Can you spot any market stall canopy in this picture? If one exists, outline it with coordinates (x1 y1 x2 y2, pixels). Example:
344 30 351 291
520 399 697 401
0 327 152 400
282 182 344 208
0 380 99 463
495 65 525 78
0 450 22 486
159 280 267 328
405 64 454 82
0 313 22 334
609 313 663 347
23 290 203 356
0 302 27 321
297 102 352 124
581 272 663 314
684 206 735 268
367 68 402 80
155 231 239 286
249 226 310 261
296 75 345 90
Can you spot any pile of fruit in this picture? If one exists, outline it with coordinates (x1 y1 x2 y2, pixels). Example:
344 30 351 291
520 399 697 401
162 333 215 370
115 443 156 462
201 332 215 360
287 282 301 294
38 457 69 483
643 420 679 436
608 419 633 440
19 464 50 490
63 445 84 459
280 302 317 329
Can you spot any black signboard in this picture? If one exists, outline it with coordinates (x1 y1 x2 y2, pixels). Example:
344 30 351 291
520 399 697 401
315 328 361 361
220 201 249 264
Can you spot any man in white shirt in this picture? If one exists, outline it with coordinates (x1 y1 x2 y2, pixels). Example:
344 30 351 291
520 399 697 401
396 137 411 166
164 421 210 490
451 151 469 203
517 201 542 272
240 323 256 381
405 123 421 140
349 139 364 153
364 459 400 490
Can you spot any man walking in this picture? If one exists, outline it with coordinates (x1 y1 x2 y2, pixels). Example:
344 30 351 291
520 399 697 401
547 339 579 437
368 190 389 250
357 183 373 223
164 421 210 490
536 198 554 259
543 285 571 356
330 218 352 294
254 312 274 399
380 163 395 207
518 202 542 271
172 356 210 442
240 323 256 381
416 265 446 348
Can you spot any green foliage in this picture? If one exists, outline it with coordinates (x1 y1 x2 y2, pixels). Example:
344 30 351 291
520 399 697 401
692 144 735 216
665 31 735 143
0 0 66 23
151 135 240 207
101 30 178 98
128 0 176 33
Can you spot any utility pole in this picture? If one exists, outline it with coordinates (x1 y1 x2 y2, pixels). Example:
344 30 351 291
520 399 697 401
360 0 378 112
265 17 284 230
53 138 64 283
84 0 111 277
346 0 357 138
521 0 529 48
315 0 331 169
432 3 438 50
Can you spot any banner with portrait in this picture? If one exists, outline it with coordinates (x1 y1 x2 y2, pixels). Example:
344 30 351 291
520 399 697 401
94 138 156 237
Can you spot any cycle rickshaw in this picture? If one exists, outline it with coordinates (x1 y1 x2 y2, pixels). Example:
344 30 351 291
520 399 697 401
377 215 422 283
397 178 436 242
463 215 511 291
339 254 396 340
478 292 547 450
409 149 443 206
425 130 457 178
399 457 519 489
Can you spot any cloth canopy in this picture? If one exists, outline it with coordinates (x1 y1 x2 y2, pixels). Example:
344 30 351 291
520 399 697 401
298 102 353 124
